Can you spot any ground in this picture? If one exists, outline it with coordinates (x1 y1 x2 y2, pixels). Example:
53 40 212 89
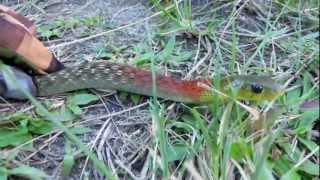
0 0 319 180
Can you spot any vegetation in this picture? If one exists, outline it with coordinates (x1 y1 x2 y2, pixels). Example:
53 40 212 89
0 0 318 179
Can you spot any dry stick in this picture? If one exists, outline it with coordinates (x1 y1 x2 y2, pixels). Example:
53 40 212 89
139 151 151 179
21 132 61 162
8 102 148 161
7 129 60 156
3 100 138 170
110 4 141 24
116 146 152 180
93 91 110 111
184 36 212 79
97 124 114 177
49 2 181 49
147 147 179 180
0 105 35 130
83 101 149 122
105 143 119 179
115 159 140 180
0 96 17 112
206 0 250 74
29 1 47 15
71 0 95 15
189 34 202 74
294 146 319 169
79 118 112 179
200 36 214 77
219 0 250 39
185 161 204 180
231 159 250 180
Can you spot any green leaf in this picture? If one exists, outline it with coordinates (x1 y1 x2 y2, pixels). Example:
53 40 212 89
0 167 8 180
68 93 99 106
28 120 54 135
294 108 319 134
280 170 301 180
67 103 83 115
69 127 93 134
302 72 312 93
280 143 319 175
51 105 76 122
62 154 74 176
286 87 301 105
62 140 75 176
35 102 51 117
230 139 252 160
66 93 99 115
297 158 319 175
118 92 129 101
80 16 101 27
190 108 218 154
274 156 292 175
97 52 114 59
8 165 47 180
35 101 77 121
156 36 176 61
181 115 200 129
130 94 141 104
36 104 76 122
298 137 318 153
37 26 59 39
0 150 19 161
165 143 189 162
171 51 193 63
258 162 275 180
0 121 32 148
133 52 154 65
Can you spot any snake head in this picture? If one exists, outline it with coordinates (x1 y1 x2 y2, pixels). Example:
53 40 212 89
0 64 37 100
220 75 283 102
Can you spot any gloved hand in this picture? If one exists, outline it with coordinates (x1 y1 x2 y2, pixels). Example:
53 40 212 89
0 64 37 100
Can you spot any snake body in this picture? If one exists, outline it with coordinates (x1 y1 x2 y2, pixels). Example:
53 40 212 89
0 60 282 103
32 61 281 103
35 61 214 103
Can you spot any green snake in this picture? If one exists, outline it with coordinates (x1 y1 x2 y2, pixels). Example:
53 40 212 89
0 60 282 103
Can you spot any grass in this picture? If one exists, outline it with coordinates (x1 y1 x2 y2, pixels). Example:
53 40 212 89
0 0 319 179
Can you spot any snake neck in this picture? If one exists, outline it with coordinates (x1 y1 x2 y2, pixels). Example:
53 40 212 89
35 61 214 103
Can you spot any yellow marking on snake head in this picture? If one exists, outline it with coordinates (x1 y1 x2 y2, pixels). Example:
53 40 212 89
220 75 282 101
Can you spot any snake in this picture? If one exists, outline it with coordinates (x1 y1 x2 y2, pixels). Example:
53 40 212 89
0 5 282 103
0 61 282 103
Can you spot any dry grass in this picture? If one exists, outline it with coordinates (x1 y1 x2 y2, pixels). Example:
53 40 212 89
0 0 319 179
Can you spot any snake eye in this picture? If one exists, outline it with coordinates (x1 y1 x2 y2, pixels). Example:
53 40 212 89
251 83 263 94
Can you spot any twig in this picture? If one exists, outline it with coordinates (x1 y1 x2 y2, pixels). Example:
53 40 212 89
49 2 182 49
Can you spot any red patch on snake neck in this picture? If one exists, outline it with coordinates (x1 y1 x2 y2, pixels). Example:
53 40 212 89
131 69 211 101
169 79 211 101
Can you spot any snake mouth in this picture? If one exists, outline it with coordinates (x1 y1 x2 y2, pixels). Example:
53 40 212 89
0 64 37 100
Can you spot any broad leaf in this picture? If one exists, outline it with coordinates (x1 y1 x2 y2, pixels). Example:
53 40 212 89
0 167 8 180
68 93 99 106
281 170 301 180
0 121 32 148
9 165 47 180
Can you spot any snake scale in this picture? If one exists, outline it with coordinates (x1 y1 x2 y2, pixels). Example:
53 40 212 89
32 60 282 103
